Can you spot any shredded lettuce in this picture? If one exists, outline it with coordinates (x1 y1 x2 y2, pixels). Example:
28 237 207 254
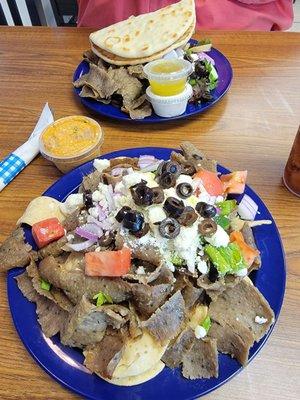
201 316 212 333
204 243 247 276
203 60 218 90
197 38 212 46
40 279 51 291
93 291 113 307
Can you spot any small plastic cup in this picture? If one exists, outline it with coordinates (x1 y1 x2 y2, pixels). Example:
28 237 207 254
146 84 193 118
39 116 104 173
143 59 192 97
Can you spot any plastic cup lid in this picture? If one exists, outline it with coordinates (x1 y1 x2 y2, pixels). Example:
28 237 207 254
143 59 193 81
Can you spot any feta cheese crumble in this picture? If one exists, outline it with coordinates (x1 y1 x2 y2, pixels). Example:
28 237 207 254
255 316 268 324
60 193 84 215
93 158 110 173
205 225 229 248
194 325 207 339
236 267 248 277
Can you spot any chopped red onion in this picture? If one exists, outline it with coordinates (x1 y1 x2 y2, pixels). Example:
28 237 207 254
138 155 157 169
140 160 162 172
75 227 98 241
66 239 97 251
106 184 115 211
238 195 258 220
197 52 215 65
75 223 103 240
96 203 108 222
111 167 124 176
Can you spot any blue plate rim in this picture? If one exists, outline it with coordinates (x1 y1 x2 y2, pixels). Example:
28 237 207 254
7 146 286 400
72 42 233 123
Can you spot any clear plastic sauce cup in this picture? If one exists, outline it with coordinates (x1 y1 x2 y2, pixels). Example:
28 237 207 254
39 116 104 173
143 59 192 97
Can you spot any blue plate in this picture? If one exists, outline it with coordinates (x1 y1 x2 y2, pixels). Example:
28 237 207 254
72 42 233 122
7 147 285 400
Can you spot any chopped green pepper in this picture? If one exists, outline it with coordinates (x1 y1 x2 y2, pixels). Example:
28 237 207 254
40 279 51 291
201 316 212 333
214 215 230 230
204 244 230 275
170 252 184 267
93 291 113 307
204 243 246 276
217 199 237 216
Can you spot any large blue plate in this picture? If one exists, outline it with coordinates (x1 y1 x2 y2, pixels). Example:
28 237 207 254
7 147 285 400
73 42 233 123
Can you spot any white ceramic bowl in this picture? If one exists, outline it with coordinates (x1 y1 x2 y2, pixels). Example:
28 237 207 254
146 84 193 118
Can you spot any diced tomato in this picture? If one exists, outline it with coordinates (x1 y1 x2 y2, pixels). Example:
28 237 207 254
85 247 131 277
220 171 247 195
32 217 65 249
230 231 259 267
193 170 224 196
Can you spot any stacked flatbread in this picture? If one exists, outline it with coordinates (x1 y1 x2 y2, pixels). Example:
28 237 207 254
89 0 196 66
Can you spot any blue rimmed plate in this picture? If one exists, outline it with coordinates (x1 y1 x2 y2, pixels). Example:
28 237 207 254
72 41 233 123
7 147 285 400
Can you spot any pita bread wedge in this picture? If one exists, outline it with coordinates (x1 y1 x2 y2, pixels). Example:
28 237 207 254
89 0 195 65
17 196 65 226
112 330 168 379
100 361 165 386
91 18 195 66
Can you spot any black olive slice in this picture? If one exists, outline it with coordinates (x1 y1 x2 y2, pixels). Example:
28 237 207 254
130 180 153 206
182 162 196 176
123 210 144 232
158 172 176 189
162 161 182 177
163 197 185 218
208 264 219 283
152 187 165 204
176 182 193 198
177 206 198 226
99 231 115 247
159 218 180 239
131 223 150 238
115 206 131 223
196 202 217 218
83 190 93 209
198 218 217 237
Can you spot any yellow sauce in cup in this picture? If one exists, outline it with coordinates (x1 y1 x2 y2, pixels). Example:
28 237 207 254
149 78 186 96
40 116 104 173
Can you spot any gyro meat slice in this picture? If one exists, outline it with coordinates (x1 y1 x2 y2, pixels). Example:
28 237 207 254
39 254 132 304
37 236 68 259
0 227 32 271
208 319 254 365
26 258 73 312
84 327 127 379
180 141 217 172
209 278 274 343
182 337 218 379
60 295 129 348
162 328 195 368
15 272 67 337
131 283 172 319
127 100 152 120
142 291 185 342
74 64 118 99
